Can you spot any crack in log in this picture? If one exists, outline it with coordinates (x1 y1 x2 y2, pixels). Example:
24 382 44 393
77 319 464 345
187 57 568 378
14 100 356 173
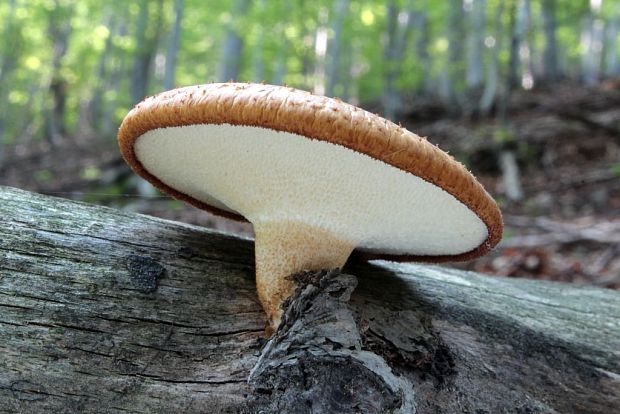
27 321 110 334
65 346 114 358
182 328 265 337
0 291 70 306
0 320 24 326
0 302 34 311
117 372 246 385
0 245 98 265
3 380 60 401
129 342 184 356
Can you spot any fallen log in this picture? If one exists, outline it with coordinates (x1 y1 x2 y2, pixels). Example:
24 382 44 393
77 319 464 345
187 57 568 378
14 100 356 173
0 186 618 413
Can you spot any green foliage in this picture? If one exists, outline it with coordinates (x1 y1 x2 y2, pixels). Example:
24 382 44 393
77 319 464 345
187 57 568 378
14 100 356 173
500 226 515 241
0 0 618 145
609 163 620 177
34 169 53 183
168 199 184 210
493 126 516 144
517 141 538 162
80 165 102 181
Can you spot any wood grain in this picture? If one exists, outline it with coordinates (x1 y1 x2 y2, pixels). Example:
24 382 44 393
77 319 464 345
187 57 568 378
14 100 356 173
0 186 618 413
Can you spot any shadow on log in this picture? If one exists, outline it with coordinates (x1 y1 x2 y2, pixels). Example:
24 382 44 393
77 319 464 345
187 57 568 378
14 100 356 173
0 186 618 413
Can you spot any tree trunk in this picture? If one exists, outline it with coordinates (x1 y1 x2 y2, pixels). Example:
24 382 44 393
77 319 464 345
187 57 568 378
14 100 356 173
45 0 73 146
604 11 619 78
541 0 559 82
313 7 329 95
508 0 529 90
466 0 486 91
101 22 129 137
0 0 19 168
581 3 604 87
441 0 466 110
130 0 164 104
130 0 151 104
344 40 362 105
271 3 290 86
83 12 117 134
250 1 265 83
163 0 184 91
272 43 287 85
0 185 618 413
325 0 349 97
218 0 251 82
479 0 505 116
415 11 431 96
382 0 415 120
382 1 400 119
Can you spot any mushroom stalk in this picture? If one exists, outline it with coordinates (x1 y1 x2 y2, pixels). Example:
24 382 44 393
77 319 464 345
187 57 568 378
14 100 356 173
253 221 354 330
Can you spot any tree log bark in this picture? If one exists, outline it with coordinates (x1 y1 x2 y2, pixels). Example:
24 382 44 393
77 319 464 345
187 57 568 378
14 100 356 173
0 186 618 413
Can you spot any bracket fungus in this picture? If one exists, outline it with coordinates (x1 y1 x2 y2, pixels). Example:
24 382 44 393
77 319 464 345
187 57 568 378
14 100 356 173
118 83 503 331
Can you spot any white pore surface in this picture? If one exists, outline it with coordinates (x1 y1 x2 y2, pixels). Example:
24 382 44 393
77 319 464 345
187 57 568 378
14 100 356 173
135 124 488 255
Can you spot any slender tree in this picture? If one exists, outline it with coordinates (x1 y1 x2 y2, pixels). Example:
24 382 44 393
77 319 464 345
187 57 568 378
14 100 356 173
218 0 251 82
272 32 287 85
479 0 506 115
466 0 486 91
313 7 329 95
45 0 74 146
271 2 292 85
83 13 117 133
130 0 164 104
582 0 605 86
130 0 151 104
604 9 619 77
325 0 349 97
441 0 466 109
0 0 20 167
508 0 530 90
250 0 268 83
541 0 559 82
164 0 184 90
101 22 129 137
382 0 416 120
500 0 525 201
415 9 431 95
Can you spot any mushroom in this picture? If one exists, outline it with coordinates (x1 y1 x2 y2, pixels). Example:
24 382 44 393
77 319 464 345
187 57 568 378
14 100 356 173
118 83 503 332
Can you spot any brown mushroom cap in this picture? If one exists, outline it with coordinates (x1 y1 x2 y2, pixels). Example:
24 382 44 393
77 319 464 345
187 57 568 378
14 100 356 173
118 82 502 262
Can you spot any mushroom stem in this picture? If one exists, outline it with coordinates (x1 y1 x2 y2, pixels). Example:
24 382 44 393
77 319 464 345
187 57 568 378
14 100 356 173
253 221 354 331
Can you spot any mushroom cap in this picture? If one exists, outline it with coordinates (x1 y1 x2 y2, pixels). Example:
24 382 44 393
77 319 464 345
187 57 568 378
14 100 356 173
118 83 502 262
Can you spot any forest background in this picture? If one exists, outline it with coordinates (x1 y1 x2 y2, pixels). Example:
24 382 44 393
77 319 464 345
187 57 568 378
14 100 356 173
0 0 618 288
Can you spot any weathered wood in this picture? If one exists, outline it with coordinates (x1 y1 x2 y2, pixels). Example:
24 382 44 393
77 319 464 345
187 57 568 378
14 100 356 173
0 185 619 413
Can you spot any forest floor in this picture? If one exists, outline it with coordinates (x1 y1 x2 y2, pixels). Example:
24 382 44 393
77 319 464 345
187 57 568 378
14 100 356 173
2 81 619 289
